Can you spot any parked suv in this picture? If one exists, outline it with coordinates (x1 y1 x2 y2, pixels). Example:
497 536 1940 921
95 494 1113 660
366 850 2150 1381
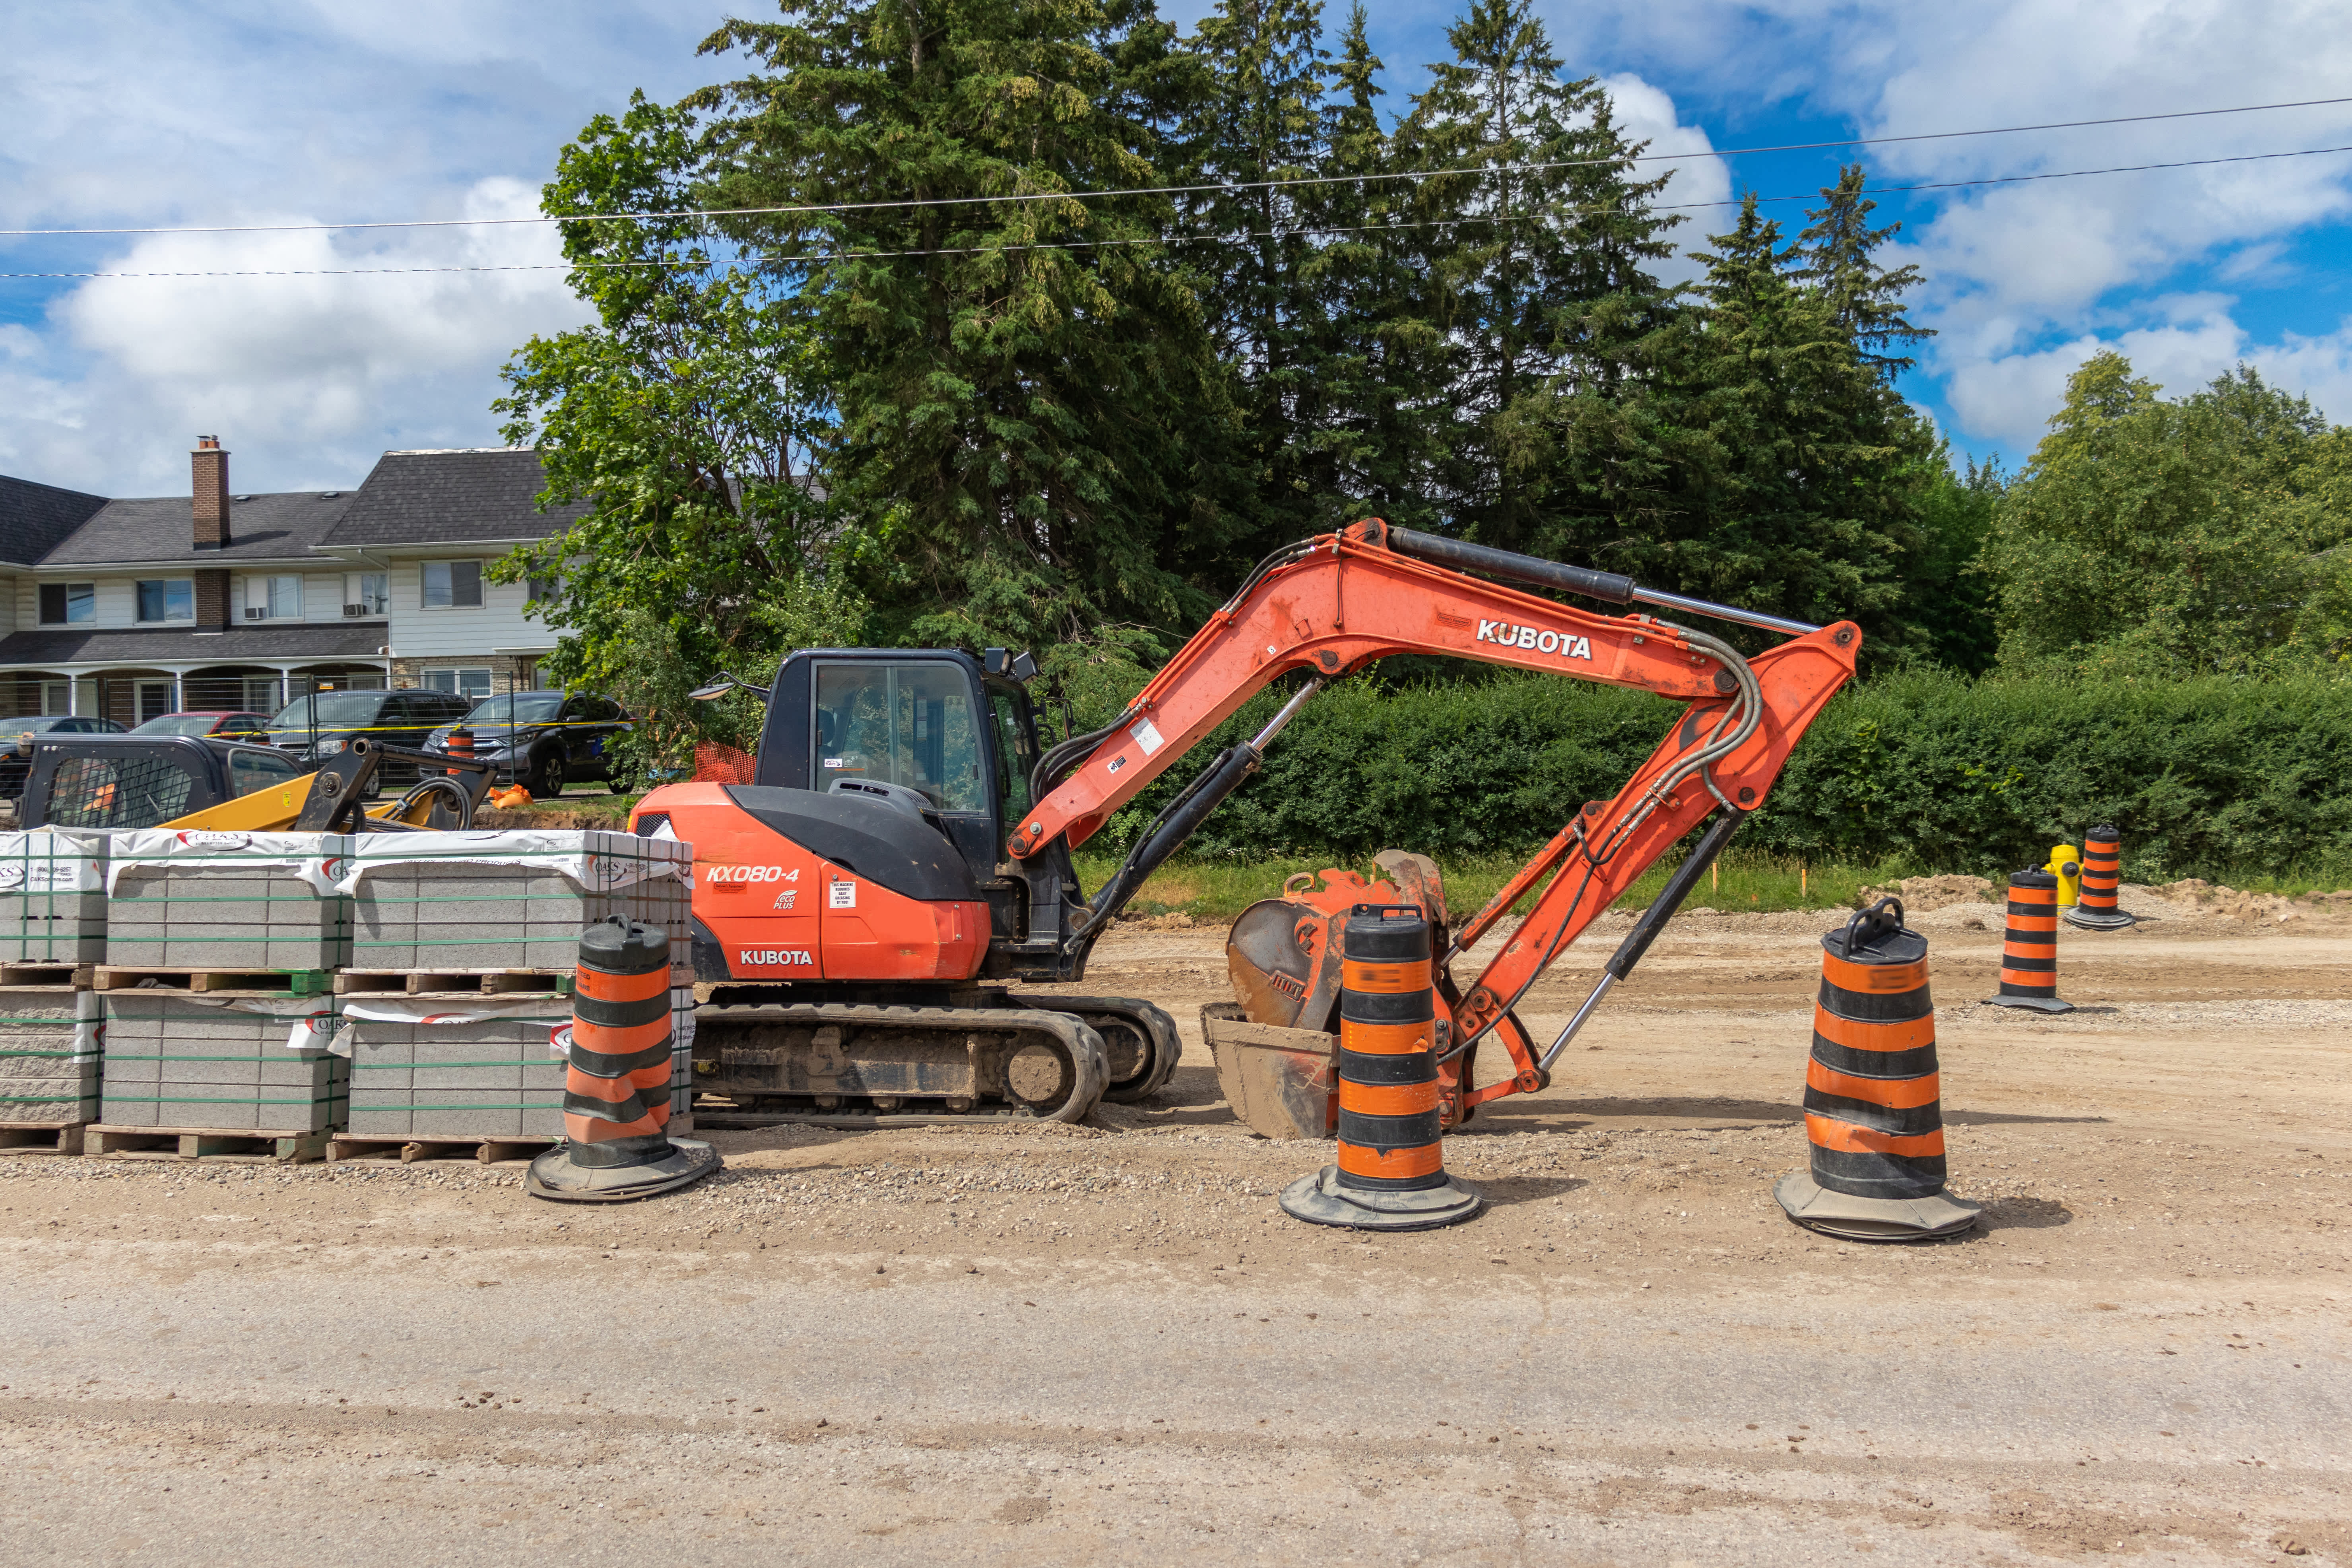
0 714 127 800
425 689 633 796
265 689 475 780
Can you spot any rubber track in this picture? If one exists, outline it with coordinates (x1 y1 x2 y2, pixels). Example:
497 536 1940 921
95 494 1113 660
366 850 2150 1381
1017 995 1183 1104
691 1002 1109 1125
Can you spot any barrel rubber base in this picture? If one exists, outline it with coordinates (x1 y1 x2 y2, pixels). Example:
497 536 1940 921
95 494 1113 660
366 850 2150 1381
2063 907 2135 931
1278 1165 1484 1232
1981 993 2075 1014
525 1137 720 1203
1774 1171 1980 1242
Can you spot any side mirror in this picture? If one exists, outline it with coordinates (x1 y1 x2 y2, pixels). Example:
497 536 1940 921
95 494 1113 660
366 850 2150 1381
1009 650 1038 683
687 683 733 702
982 647 1009 676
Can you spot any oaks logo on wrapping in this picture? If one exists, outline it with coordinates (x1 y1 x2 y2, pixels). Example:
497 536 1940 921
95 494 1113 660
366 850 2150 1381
177 831 252 851
1474 620 1592 661
589 852 630 887
316 856 348 883
0 865 23 891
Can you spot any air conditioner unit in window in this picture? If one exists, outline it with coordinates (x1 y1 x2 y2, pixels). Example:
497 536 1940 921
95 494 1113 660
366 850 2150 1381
244 607 265 620
343 604 368 617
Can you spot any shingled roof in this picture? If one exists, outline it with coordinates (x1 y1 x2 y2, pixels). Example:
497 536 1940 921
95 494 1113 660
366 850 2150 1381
42 491 357 566
321 448 588 548
0 474 110 567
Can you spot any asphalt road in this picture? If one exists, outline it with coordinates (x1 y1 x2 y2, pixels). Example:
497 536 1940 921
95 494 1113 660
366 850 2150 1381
0 891 2345 1565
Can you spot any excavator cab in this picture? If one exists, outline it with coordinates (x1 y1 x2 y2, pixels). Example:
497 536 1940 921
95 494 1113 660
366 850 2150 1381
750 648 1061 920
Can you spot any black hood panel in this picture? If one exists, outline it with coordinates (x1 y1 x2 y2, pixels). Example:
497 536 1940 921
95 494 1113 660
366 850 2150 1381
722 784 979 905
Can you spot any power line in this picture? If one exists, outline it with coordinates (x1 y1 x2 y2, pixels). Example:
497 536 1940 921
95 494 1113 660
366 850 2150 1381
7 142 2350 281
3 93 2349 240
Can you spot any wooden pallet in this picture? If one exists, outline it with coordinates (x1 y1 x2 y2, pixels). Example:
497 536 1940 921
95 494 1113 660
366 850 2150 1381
83 1124 330 1162
329 1133 555 1165
0 963 92 989
93 966 332 997
333 968 574 999
0 1121 90 1155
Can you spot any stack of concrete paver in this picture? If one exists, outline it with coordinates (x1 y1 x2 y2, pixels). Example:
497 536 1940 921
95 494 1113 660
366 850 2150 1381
104 832 353 972
335 831 694 1145
0 990 101 1129
343 830 691 974
99 994 346 1132
0 828 110 966
345 1011 569 1139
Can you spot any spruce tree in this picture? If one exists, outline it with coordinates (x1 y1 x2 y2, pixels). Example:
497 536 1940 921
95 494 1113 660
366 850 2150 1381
1295 3 1448 531
1180 0 1329 550
1401 0 1679 552
688 0 1243 647
1796 165 1932 380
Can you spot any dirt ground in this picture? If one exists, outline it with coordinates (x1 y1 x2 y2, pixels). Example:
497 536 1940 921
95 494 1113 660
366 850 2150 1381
0 883 2346 1566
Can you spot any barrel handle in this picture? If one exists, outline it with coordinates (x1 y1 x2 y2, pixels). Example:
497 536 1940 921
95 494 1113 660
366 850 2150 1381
1842 896 1908 954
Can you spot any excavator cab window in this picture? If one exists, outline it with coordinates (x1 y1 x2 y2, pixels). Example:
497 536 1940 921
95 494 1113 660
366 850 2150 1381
986 681 1037 837
813 662 986 813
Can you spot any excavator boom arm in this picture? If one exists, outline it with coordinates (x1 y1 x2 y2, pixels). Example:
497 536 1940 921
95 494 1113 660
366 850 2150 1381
1011 519 1859 1114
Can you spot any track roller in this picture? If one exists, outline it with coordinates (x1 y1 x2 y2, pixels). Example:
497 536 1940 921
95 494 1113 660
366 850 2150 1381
1016 994 1182 1104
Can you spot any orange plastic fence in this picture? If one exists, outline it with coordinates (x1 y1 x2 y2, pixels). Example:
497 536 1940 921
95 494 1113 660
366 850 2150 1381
693 743 757 784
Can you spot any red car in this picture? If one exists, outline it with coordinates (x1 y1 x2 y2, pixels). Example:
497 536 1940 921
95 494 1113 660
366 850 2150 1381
130 711 275 743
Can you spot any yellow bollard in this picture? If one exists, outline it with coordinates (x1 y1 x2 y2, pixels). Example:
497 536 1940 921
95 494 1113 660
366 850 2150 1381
2043 844 2082 907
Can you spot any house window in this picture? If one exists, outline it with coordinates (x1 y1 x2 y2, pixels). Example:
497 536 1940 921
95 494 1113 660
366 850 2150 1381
423 666 493 699
244 676 283 713
38 583 95 625
527 576 554 603
136 579 195 623
136 680 175 724
246 576 300 619
422 560 483 609
347 572 388 615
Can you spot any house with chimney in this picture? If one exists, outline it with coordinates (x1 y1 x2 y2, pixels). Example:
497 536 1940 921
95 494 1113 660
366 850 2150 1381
0 438 586 725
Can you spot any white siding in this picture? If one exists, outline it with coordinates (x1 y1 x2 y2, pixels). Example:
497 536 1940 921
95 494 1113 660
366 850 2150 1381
303 573 346 622
0 573 15 637
382 555 551 658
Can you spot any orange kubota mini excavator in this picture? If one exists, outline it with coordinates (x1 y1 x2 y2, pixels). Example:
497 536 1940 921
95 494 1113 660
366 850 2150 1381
631 519 1857 1133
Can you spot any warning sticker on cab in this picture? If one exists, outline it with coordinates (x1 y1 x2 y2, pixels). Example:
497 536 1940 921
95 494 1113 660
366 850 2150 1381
1130 717 1165 755
828 880 857 909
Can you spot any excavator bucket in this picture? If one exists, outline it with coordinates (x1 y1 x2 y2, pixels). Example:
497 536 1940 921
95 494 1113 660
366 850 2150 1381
1207 856 1448 1139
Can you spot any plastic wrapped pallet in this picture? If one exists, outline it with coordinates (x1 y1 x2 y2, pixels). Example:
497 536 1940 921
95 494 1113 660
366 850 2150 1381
101 993 347 1132
342 999 571 1139
103 831 353 971
0 989 101 1126
328 830 691 973
0 828 110 964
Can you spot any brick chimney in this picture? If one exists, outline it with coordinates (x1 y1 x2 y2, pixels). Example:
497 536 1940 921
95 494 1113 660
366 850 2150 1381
192 435 229 549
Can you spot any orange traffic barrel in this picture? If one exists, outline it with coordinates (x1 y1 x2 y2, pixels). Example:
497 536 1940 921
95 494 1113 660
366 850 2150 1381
2065 825 2133 930
1776 898 1979 1241
445 725 474 778
1279 905 1482 1231
526 916 718 1202
1984 869 2073 1013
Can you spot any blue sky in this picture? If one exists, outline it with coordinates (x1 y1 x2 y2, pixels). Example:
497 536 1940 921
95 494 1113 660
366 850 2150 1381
4 0 2349 497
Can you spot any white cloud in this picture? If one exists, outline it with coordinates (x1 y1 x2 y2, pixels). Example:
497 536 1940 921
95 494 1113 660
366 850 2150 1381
1599 74 1731 286
3 178 590 496
0 0 730 498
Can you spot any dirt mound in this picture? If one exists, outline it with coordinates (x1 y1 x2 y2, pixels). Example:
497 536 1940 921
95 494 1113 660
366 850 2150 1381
1120 911 1200 930
2155 878 2304 923
1855 874 1995 912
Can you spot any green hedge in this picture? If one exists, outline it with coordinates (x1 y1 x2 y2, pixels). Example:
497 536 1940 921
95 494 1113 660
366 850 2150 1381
1110 670 2352 880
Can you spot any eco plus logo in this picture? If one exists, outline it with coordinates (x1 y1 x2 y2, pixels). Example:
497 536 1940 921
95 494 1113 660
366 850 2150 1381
1474 620 1592 661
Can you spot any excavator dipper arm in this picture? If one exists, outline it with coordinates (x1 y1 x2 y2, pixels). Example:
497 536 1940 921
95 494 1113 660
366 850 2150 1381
1009 518 1860 1117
